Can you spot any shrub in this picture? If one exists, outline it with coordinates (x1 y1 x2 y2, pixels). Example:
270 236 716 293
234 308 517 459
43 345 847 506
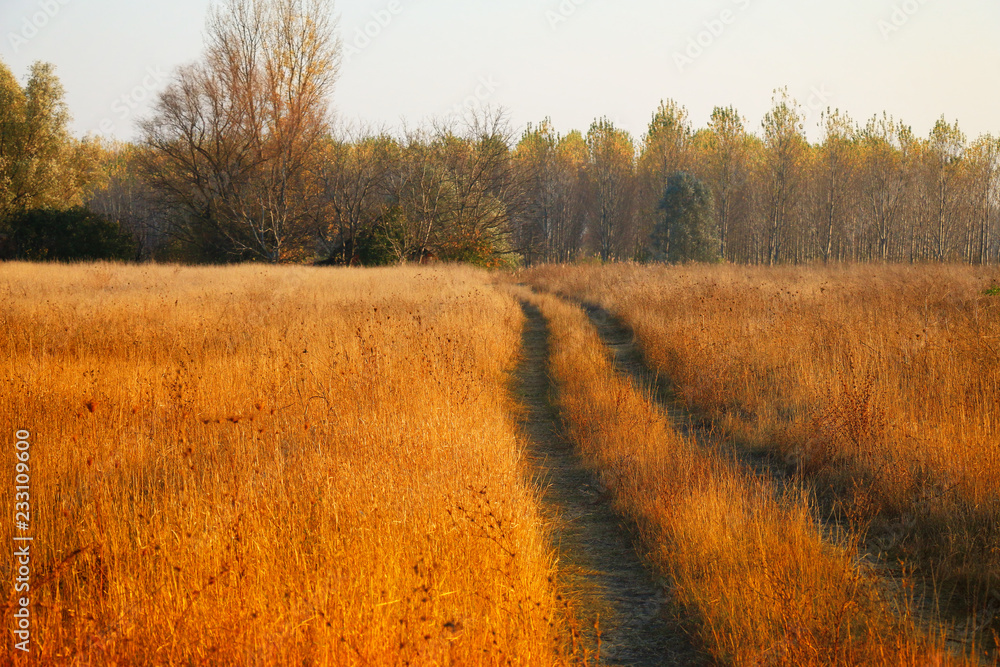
2 207 135 261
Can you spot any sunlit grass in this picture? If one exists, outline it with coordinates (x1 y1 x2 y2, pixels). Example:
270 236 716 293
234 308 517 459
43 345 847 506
523 263 1000 614
517 279 972 666
0 262 575 665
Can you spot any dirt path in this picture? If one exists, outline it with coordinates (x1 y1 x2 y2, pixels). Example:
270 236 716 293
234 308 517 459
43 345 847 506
513 301 701 667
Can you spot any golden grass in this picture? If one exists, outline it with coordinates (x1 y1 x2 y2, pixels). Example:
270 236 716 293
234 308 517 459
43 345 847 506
522 263 1000 609
515 283 967 665
0 263 574 665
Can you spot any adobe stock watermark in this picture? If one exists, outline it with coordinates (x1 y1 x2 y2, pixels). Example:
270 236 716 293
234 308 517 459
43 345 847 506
546 0 590 31
443 75 500 124
877 0 930 40
343 1 404 64
7 0 73 53
674 0 753 73
95 66 169 136
12 430 33 654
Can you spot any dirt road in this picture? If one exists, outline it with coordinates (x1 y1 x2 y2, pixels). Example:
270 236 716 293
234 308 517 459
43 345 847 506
513 301 701 667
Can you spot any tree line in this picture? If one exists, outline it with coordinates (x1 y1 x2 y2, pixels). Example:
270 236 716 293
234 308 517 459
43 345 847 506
514 96 1000 266
1 0 998 266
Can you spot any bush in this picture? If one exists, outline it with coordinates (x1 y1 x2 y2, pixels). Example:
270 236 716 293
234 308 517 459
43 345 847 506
2 207 135 261
437 229 519 269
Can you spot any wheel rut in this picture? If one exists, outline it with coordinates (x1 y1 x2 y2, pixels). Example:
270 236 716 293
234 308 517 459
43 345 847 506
580 302 983 659
513 301 701 667
582 304 791 485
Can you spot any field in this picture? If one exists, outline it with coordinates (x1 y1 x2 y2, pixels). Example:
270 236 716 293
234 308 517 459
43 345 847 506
2 261 999 665
0 264 572 665
522 263 1000 657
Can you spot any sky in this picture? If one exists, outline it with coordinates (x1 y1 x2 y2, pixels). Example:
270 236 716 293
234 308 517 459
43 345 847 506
1 0 998 144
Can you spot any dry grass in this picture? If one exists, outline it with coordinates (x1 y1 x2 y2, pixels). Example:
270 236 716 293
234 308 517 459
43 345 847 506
523 263 1000 613
0 262 576 665
515 282 969 665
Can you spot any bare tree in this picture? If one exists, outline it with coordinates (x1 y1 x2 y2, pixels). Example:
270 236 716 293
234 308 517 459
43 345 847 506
141 0 340 262
315 127 395 263
858 114 914 261
967 135 1000 264
441 109 523 264
814 109 856 263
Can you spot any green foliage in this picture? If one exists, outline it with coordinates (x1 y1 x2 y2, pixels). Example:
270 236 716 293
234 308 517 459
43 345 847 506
653 171 720 263
0 58 103 221
2 207 135 261
437 226 518 269
356 219 404 266
984 284 1000 297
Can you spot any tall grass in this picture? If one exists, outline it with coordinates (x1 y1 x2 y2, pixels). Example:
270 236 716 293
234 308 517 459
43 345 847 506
516 284 965 665
0 263 573 665
524 263 1000 632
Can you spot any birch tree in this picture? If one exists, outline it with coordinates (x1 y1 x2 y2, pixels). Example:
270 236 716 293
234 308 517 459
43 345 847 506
858 114 914 261
585 118 637 260
704 105 751 260
760 89 808 264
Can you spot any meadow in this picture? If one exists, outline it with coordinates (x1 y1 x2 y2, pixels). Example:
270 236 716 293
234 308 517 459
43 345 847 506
0 263 573 665
523 263 1000 649
1 261 997 665
513 284 962 666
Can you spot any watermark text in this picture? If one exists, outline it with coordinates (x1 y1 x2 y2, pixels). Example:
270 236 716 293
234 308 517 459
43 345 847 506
7 0 73 53
12 429 33 653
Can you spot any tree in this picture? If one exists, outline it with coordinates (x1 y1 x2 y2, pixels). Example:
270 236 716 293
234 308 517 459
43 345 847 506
316 130 395 264
513 119 558 264
0 59 24 219
637 100 692 253
141 0 341 262
378 110 521 267
858 114 914 261
381 129 450 263
0 59 102 222
88 141 168 259
514 119 589 263
966 135 1000 264
3 207 135 261
435 111 522 266
923 117 967 261
814 109 857 262
759 88 808 265
585 118 637 260
704 106 751 260
551 130 590 261
653 171 719 263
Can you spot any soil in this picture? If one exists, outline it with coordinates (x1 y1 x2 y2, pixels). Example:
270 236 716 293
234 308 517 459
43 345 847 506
512 300 702 667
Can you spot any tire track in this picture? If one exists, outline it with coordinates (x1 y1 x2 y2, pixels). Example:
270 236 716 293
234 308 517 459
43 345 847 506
513 300 701 667
580 302 984 660
581 304 790 484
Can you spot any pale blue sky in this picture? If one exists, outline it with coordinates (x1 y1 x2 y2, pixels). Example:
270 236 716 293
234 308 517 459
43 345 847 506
1 0 998 143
